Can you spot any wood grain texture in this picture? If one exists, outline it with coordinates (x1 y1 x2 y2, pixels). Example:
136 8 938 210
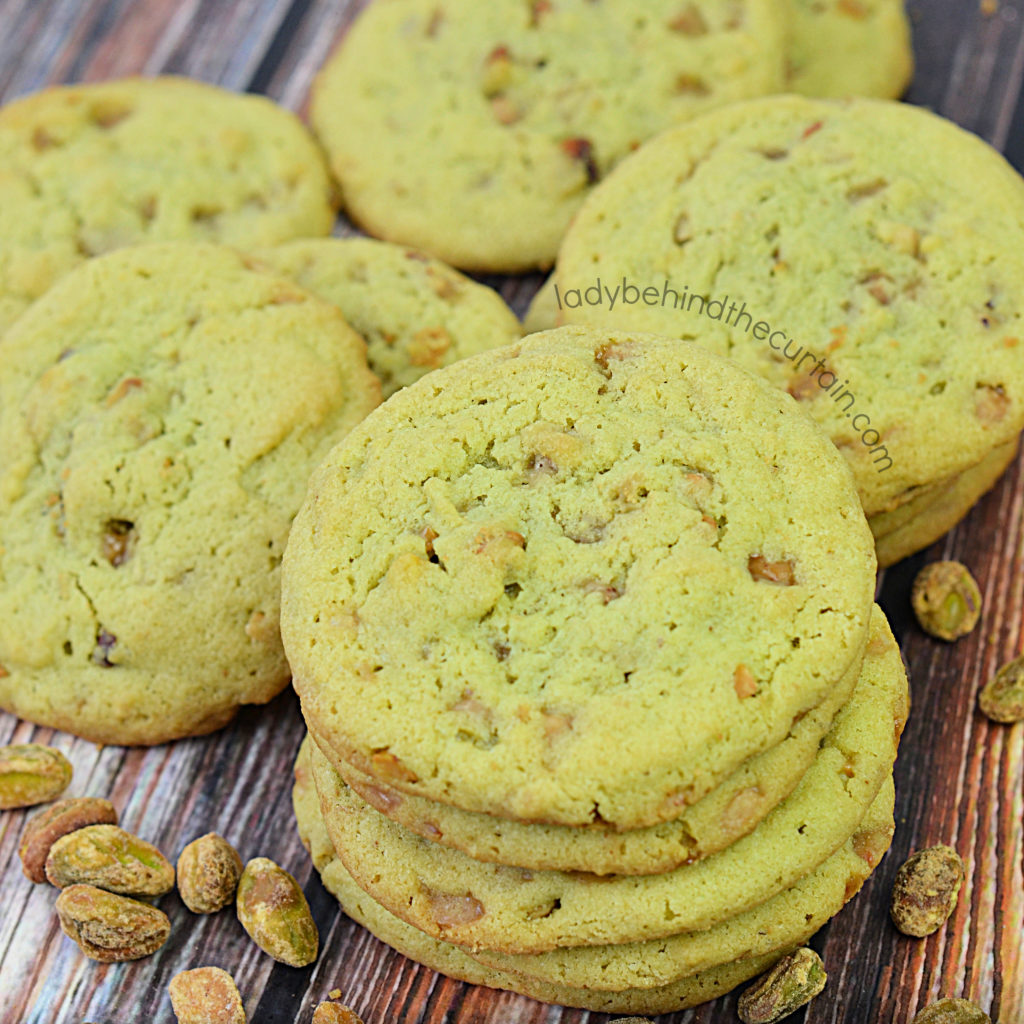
0 1 1021 1022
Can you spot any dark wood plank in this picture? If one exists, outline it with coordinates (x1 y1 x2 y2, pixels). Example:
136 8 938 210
0 1 1022 1022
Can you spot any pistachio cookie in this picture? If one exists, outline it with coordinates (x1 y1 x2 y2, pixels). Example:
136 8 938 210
555 96 1024 557
283 326 877 830
0 242 380 745
294 741 891 1013
309 605 905 953
785 0 912 99
0 76 335 336
254 238 521 396
310 0 787 272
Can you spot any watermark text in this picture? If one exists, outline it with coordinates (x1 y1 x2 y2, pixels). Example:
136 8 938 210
554 277 891 473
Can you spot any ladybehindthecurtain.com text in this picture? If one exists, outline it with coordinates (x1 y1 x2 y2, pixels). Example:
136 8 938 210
553 277 892 473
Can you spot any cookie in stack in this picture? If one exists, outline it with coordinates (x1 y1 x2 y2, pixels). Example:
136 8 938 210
546 96 1024 565
284 326 906 1012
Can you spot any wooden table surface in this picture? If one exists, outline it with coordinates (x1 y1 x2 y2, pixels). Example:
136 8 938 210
0 1 1022 1022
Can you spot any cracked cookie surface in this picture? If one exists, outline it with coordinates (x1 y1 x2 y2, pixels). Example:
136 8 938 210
310 0 787 272
283 325 876 829
0 76 335 336
0 242 380 745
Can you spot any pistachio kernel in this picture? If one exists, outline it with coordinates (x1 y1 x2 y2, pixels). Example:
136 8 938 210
236 857 318 967
19 797 118 884
978 654 1024 723
169 966 246 1024
0 744 73 809
427 889 486 927
312 1005 364 1024
177 833 243 914
911 561 982 641
45 824 175 896
890 844 964 937
748 555 796 585
55 883 170 962
738 947 827 1023
910 999 991 1024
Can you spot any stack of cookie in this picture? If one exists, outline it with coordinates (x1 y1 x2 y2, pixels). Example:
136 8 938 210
286 326 908 1013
